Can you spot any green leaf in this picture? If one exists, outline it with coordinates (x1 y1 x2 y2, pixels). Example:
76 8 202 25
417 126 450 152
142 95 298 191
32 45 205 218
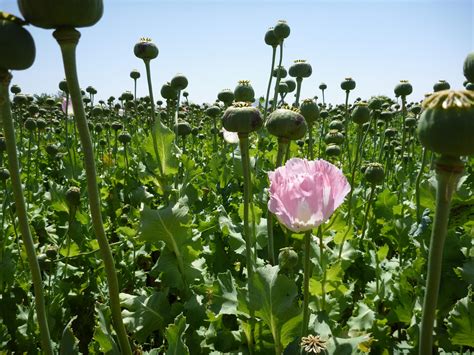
280 313 303 349
120 292 171 343
347 302 375 331
250 265 300 350
374 189 397 219
457 259 474 286
446 294 474 347
144 121 179 176
165 313 189 355
93 304 120 355
211 271 239 316
60 317 79 355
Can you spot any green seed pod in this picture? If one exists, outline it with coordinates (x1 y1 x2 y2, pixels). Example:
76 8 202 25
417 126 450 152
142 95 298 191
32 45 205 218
278 82 289 94
24 118 36 131
118 132 132 144
45 246 57 260
288 60 312 78
91 105 102 116
324 129 344 145
433 80 450 92
170 73 188 91
0 12 35 71
394 80 413 97
234 80 255 103
218 89 234 105
417 90 474 156
278 247 298 271
210 127 219 135
94 123 103 133
384 128 397 139
122 91 134 101
46 144 58 157
0 136 6 152
10 84 21 94
364 162 385 185
174 121 192 136
18 0 103 29
405 116 417 127
273 20 290 41
320 110 329 119
111 121 123 131
161 82 178 100
410 105 422 115
340 77 356 91
0 167 10 181
130 69 140 80
465 82 474 91
368 97 383 110
36 118 47 130
266 107 307 140
463 52 474 83
296 139 304 148
222 102 262 133
329 119 344 131
134 37 159 60
205 106 220 118
299 98 319 124
351 102 370 125
319 83 327 90
65 186 81 210
264 27 279 47
325 144 341 156
284 79 296 93
86 86 96 95
272 66 287 79
376 119 385 128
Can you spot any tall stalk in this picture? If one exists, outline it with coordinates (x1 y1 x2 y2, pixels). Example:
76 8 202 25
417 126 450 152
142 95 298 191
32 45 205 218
263 46 277 121
419 156 463 354
0 70 53 355
302 230 312 338
415 148 428 222
53 28 132 355
271 43 284 112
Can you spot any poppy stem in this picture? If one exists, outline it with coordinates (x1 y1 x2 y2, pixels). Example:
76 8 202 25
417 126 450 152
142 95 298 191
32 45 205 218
302 229 313 338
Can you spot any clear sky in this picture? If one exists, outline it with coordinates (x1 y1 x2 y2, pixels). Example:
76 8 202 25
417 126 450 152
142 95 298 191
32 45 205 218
1 0 473 105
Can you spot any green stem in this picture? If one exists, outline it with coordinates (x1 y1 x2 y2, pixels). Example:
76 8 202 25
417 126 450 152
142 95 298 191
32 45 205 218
359 184 376 245
263 46 277 122
0 70 53 355
318 226 325 313
271 42 284 112
307 123 314 160
415 148 428 222
302 230 312 338
294 77 303 107
53 28 132 355
419 156 462 354
238 133 255 353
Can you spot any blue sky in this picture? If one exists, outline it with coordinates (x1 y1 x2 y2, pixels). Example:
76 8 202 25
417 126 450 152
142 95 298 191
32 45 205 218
1 0 473 104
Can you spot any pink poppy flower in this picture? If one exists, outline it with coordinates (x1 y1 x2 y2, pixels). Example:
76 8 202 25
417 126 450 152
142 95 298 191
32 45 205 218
62 97 74 116
268 158 350 233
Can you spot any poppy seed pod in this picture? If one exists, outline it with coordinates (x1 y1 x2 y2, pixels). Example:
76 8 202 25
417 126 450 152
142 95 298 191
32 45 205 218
364 163 385 185
417 90 474 156
161 82 178 100
278 247 298 271
10 84 21 94
58 79 68 93
325 130 344 145
0 167 10 181
24 118 37 131
410 105 422 116
284 79 296 93
329 119 344 131
351 102 370 125
46 144 58 157
319 83 327 90
171 73 188 91
65 186 81 209
0 12 36 71
463 52 474 83
264 27 279 47
289 60 312 79
341 77 356 91
299 99 319 124
320 110 329 119
266 107 307 140
273 20 290 41
205 106 220 118
222 102 262 133
433 80 450 92
465 82 474 91
130 69 140 80
325 144 341 156
394 80 413 97
273 66 287 79
18 0 103 29
174 121 192 136
217 89 234 105
134 37 159 61
234 80 255 103
278 82 289 94
118 132 132 144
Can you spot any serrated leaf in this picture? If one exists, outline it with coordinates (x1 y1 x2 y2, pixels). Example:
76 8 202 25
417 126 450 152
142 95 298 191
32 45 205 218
211 271 239 316
446 294 474 347
165 313 189 355
347 302 375 331
60 317 79 355
93 304 120 355
144 121 179 176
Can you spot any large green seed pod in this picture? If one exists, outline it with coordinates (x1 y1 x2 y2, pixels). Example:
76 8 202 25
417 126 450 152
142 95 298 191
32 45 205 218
65 186 81 209
264 27 279 47
278 247 298 271
394 80 413 97
10 84 21 94
234 80 255 103
433 80 450 92
266 107 307 140
273 20 290 41
299 98 319 124
325 144 341 156
134 37 159 61
278 81 289 95
364 162 385 185
170 73 188 91
273 66 287 79
58 79 68 93
205 105 220 117
351 102 370 125
340 77 356 91
0 12 35 71
329 119 344 131
379 110 393 122
289 60 312 78
368 97 383 110
319 83 327 90
222 102 262 133
324 129 344 144
161 82 177 100
463 52 474 83
217 89 234 105
173 121 192 136
18 0 103 29
417 90 474 156
284 79 296 93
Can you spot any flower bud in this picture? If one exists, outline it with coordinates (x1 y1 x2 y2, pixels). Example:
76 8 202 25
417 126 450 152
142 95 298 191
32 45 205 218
65 186 81 210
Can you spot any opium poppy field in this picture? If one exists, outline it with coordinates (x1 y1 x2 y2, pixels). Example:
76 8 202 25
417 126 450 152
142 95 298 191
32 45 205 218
0 1 474 354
